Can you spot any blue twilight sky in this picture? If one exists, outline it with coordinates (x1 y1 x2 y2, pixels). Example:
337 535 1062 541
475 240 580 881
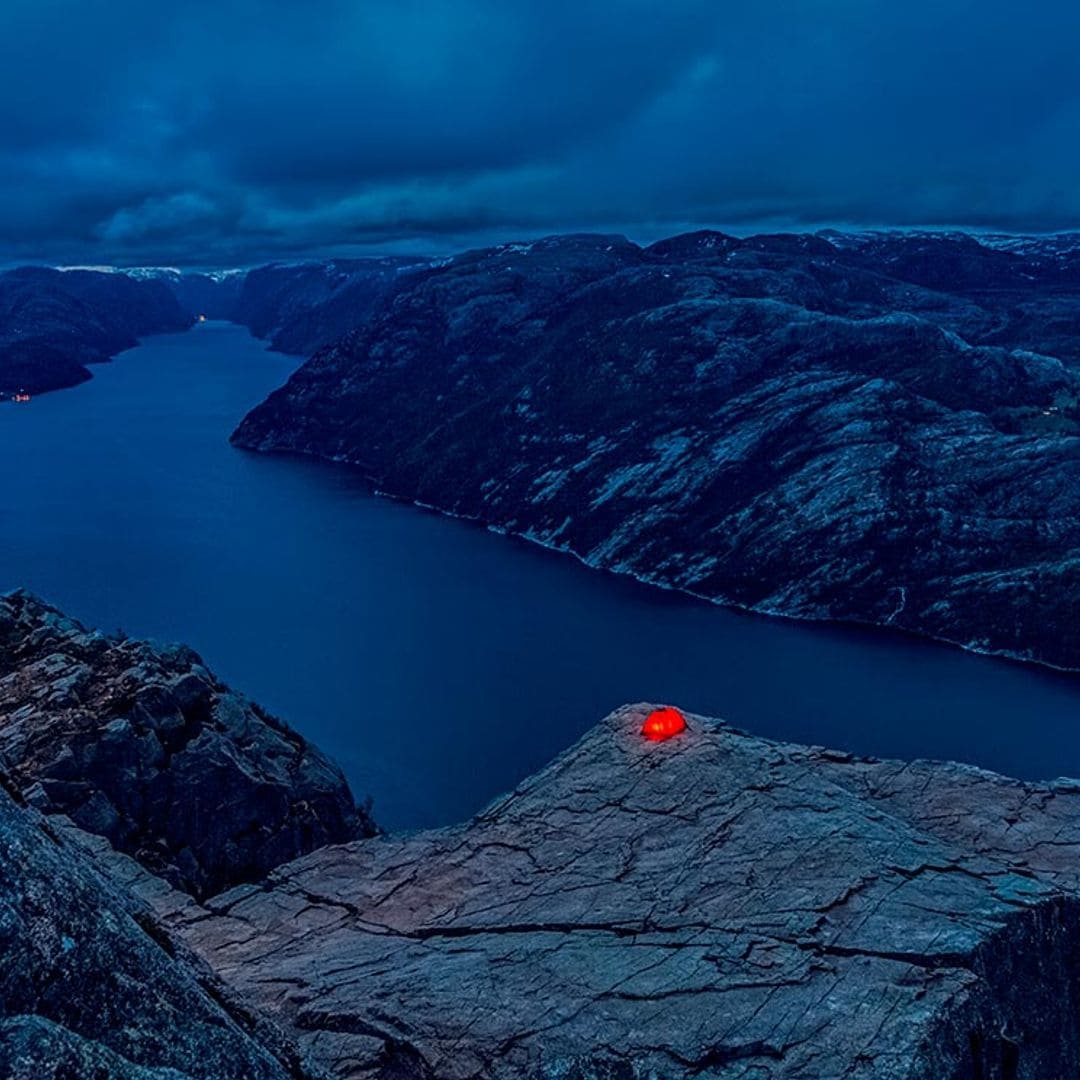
3 0 1079 266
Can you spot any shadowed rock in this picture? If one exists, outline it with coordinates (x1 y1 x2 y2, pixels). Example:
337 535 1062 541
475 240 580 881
0 775 325 1080
230 258 430 356
156 704 1080 1079
0 590 375 899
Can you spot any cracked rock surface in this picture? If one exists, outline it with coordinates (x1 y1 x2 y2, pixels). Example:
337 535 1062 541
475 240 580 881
0 590 375 899
162 704 1080 1079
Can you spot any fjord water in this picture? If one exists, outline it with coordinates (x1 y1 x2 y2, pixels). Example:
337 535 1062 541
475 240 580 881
4 321 1080 828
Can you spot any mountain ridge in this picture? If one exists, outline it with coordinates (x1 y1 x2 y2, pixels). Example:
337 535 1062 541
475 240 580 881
230 228 1080 671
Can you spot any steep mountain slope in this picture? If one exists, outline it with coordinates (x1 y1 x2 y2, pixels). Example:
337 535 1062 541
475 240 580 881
0 267 192 397
230 257 428 355
0 778 325 1080
233 230 1080 669
0 596 363 1080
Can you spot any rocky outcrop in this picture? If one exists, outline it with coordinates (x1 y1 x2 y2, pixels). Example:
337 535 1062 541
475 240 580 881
0 773 325 1080
230 257 428 356
0 266 193 397
232 229 1080 671
6 588 1080 1077
0 590 375 899
150 703 1080 1080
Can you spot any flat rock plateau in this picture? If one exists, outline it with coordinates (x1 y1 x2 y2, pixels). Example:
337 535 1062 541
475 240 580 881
5 595 1080 1078
162 704 1080 1080
231 229 1080 671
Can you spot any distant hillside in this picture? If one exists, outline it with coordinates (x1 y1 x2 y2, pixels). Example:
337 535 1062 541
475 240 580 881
0 256 439 401
0 267 192 397
127 267 247 321
137 258 431 358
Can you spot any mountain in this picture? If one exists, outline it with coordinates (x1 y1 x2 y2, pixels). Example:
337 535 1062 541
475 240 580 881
128 267 247 320
228 257 429 355
0 256 433 401
136 257 430 356
232 230 1080 670
0 267 193 398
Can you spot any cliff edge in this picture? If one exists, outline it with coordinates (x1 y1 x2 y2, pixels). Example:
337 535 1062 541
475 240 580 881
166 703 1080 1079
5 595 1080 1077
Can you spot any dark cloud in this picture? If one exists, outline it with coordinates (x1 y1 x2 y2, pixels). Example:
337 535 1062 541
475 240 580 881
2 0 1078 265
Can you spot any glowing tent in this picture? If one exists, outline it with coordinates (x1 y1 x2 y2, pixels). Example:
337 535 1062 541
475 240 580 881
641 706 687 742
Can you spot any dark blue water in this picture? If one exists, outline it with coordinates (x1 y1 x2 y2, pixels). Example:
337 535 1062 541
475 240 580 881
4 321 1080 828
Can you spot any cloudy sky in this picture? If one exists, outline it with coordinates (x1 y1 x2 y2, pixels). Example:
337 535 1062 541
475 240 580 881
4 0 1079 265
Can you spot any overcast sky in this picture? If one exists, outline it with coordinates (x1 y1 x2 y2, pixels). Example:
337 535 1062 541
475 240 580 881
4 0 1079 266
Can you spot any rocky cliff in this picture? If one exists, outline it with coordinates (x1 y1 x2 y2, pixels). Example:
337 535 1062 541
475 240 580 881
161 703 1080 1079
232 230 1080 670
0 594 373 1078
5 597 1080 1077
0 591 375 899
230 257 428 356
0 267 193 397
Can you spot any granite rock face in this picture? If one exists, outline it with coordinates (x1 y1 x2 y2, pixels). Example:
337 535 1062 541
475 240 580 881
168 704 1080 1080
233 230 1080 669
0 266 192 397
0 774 324 1080
0 590 375 899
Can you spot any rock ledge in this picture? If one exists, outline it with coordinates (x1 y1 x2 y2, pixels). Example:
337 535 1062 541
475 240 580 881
163 704 1080 1079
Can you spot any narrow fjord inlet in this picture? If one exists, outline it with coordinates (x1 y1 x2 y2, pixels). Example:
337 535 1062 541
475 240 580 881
4 321 1080 828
